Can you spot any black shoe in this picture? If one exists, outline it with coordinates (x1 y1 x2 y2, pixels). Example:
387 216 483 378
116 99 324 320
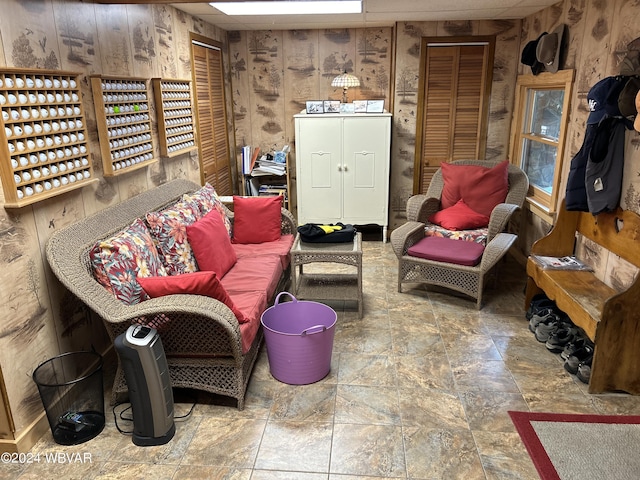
529 308 556 334
534 314 563 342
526 294 556 320
564 345 594 375
577 363 591 384
545 326 577 353
561 336 593 361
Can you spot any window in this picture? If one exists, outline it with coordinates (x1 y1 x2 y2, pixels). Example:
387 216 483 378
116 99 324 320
509 70 574 217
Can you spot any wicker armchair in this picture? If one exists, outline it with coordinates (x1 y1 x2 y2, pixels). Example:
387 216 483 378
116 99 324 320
390 160 529 308
46 179 297 409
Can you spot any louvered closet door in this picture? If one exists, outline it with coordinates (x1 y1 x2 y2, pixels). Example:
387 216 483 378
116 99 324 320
192 41 232 194
414 39 493 194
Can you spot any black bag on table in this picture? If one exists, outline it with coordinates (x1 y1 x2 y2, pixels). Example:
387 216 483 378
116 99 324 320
298 223 356 243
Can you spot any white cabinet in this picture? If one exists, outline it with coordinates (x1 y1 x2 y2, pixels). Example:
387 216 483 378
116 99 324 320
294 113 391 241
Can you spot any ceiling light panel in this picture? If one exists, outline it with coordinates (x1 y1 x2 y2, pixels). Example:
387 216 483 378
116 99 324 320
210 1 362 16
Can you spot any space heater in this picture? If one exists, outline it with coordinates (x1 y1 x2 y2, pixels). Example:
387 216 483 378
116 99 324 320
114 324 175 446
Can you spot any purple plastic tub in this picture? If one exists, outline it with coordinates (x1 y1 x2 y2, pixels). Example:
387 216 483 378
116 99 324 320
261 292 337 385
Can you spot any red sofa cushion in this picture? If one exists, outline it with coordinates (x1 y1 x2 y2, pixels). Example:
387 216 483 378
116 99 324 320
221 255 283 300
407 236 485 267
137 271 250 323
187 210 237 278
428 199 490 230
232 196 282 244
232 234 295 270
230 290 268 353
440 160 509 218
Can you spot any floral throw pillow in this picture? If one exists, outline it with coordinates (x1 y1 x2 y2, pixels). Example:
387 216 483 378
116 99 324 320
183 183 232 237
90 218 167 305
146 200 202 275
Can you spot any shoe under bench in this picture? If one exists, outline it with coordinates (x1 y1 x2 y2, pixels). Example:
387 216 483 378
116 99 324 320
525 199 640 395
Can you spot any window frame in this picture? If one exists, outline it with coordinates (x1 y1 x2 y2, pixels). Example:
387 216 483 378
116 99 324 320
509 70 574 218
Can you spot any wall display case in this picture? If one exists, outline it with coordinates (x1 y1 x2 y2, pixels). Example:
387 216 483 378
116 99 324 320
90 75 156 176
0 68 96 208
152 78 197 157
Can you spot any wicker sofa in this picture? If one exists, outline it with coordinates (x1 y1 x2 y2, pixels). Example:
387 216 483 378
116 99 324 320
46 179 296 409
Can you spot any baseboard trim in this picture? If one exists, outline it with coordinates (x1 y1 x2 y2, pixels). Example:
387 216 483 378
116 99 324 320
0 410 49 454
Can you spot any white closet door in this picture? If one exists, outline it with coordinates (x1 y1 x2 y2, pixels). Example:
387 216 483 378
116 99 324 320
296 117 343 223
342 116 390 224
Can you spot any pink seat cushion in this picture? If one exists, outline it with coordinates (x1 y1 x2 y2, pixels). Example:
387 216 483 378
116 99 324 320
407 236 485 267
232 234 294 270
221 255 283 300
228 290 268 353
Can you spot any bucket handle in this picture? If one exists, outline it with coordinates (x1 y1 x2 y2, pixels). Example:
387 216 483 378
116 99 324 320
301 325 327 336
274 291 297 305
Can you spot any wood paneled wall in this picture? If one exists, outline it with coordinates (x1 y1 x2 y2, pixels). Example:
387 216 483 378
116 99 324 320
516 0 640 289
228 28 394 211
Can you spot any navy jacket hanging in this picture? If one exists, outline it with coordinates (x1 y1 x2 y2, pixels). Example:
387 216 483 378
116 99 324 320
585 116 626 215
565 123 597 211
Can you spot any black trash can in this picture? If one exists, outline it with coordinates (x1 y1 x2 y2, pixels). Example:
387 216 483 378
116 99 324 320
32 351 105 445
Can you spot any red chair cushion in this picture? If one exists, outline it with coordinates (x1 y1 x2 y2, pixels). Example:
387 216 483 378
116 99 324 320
440 160 509 217
407 236 485 267
428 199 490 230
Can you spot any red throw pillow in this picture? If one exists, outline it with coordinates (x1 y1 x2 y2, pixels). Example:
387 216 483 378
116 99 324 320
233 196 282 244
440 160 509 218
138 271 250 323
187 210 237 278
428 199 490 230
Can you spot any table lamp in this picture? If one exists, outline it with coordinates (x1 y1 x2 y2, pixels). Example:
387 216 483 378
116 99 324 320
331 71 360 103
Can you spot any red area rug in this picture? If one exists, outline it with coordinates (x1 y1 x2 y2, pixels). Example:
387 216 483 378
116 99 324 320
509 411 640 480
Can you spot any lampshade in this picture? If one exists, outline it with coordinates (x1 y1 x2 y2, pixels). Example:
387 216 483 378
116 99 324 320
331 72 360 88
331 71 360 103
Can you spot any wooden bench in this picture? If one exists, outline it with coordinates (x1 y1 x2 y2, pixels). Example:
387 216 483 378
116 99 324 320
525 199 640 394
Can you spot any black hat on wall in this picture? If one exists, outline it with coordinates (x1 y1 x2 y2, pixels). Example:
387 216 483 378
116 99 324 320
536 24 566 73
521 33 546 75
587 76 627 125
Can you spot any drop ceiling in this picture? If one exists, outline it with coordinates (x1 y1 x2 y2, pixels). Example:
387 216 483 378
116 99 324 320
172 0 559 30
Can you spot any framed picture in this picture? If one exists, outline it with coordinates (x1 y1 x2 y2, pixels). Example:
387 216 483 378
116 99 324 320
340 103 355 114
366 100 385 113
323 100 341 113
306 101 324 114
353 100 367 113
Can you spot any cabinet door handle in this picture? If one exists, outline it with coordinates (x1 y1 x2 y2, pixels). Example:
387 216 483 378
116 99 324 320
337 165 342 171
342 165 348 172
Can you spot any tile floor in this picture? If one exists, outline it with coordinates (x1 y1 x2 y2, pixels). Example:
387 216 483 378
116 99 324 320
6 240 640 479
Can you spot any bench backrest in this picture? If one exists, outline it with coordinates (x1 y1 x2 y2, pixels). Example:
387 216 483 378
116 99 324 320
576 207 640 269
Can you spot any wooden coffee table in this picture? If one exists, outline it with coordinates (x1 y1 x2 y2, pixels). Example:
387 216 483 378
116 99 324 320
290 232 363 318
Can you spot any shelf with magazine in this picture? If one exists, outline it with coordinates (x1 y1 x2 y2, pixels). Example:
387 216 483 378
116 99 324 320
241 146 290 209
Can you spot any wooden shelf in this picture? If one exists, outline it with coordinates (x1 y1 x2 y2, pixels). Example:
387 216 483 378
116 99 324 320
0 68 96 208
90 75 157 176
152 78 197 157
